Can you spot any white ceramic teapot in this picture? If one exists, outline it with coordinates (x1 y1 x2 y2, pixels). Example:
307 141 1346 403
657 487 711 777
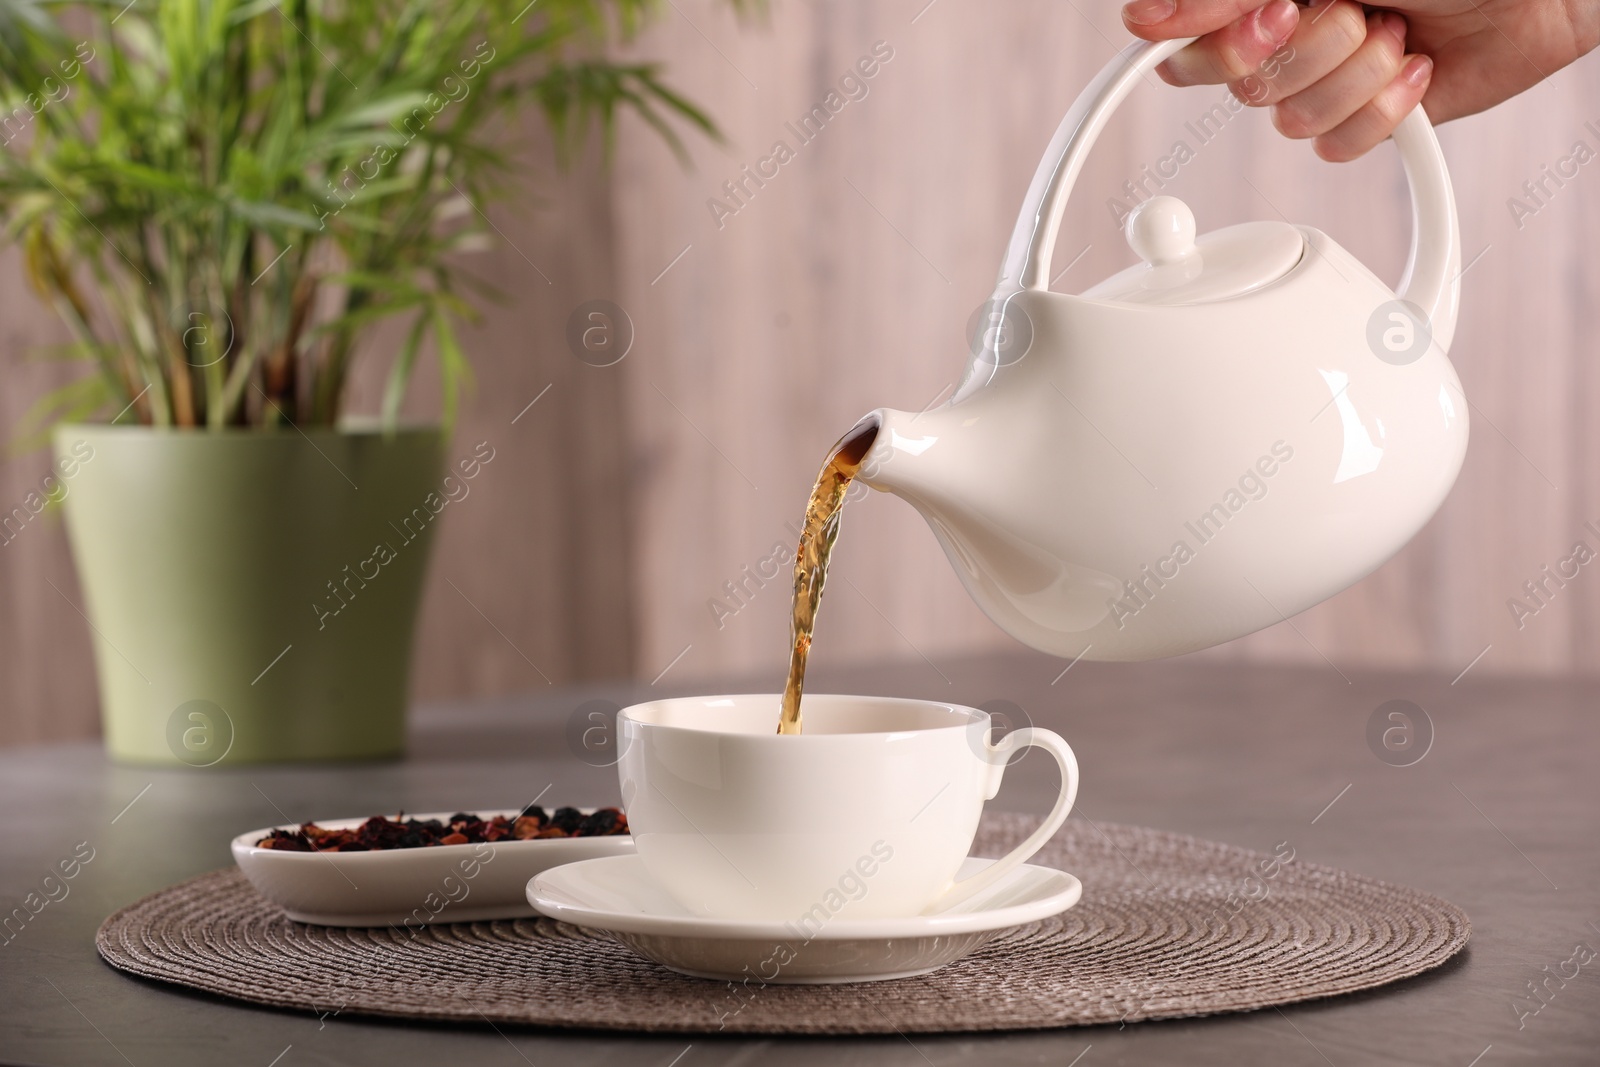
857 37 1468 661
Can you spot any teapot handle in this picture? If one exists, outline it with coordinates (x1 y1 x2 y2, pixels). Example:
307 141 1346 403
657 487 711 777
996 36 1461 353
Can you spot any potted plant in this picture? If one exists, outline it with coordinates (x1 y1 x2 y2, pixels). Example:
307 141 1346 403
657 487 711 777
0 0 723 764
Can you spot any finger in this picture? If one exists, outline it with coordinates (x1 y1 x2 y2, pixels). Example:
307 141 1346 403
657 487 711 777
1313 54 1433 161
1157 0 1299 86
1229 0 1368 107
1272 11 1406 139
1122 0 1271 40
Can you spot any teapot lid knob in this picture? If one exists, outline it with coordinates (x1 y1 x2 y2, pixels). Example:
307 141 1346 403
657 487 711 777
1126 196 1198 267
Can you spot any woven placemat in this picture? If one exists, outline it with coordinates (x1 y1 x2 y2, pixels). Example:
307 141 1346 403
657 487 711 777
96 815 1468 1034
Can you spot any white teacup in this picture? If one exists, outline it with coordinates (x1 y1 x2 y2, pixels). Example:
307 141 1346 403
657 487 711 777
616 694 1079 921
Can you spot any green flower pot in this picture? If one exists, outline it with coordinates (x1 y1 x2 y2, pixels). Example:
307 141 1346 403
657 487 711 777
53 424 447 765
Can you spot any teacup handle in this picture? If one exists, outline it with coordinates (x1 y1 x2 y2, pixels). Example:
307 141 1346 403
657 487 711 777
925 727 1079 913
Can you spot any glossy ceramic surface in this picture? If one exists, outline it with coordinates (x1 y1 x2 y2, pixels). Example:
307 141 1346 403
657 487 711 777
231 809 634 926
528 854 1083 984
615 694 1078 920
859 37 1468 661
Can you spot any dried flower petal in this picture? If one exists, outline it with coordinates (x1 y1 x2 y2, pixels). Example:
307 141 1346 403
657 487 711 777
252 808 628 850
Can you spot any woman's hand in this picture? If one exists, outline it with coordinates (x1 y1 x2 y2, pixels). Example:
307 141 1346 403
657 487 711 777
1121 0 1600 160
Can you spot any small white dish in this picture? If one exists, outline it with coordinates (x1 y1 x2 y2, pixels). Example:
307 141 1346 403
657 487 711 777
232 809 634 927
528 854 1081 983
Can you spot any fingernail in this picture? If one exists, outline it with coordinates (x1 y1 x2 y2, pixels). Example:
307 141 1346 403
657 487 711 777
1402 53 1432 87
1259 0 1299 47
1123 0 1176 26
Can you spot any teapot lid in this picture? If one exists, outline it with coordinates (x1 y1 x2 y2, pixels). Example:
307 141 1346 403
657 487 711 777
1080 195 1303 306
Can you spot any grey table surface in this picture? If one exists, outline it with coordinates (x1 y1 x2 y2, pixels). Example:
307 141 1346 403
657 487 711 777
1 651 1597 1066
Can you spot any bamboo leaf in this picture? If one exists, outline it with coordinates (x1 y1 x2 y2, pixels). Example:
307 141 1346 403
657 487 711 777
225 196 325 231
0 0 743 435
9 374 112 455
379 310 428 430
430 300 470 431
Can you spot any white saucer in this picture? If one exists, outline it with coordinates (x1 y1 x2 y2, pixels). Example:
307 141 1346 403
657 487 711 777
528 855 1082 983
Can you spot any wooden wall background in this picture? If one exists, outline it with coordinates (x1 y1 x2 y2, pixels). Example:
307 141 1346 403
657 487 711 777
3 0 1597 746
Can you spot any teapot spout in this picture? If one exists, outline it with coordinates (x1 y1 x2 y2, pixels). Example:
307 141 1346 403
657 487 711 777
852 407 950 499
